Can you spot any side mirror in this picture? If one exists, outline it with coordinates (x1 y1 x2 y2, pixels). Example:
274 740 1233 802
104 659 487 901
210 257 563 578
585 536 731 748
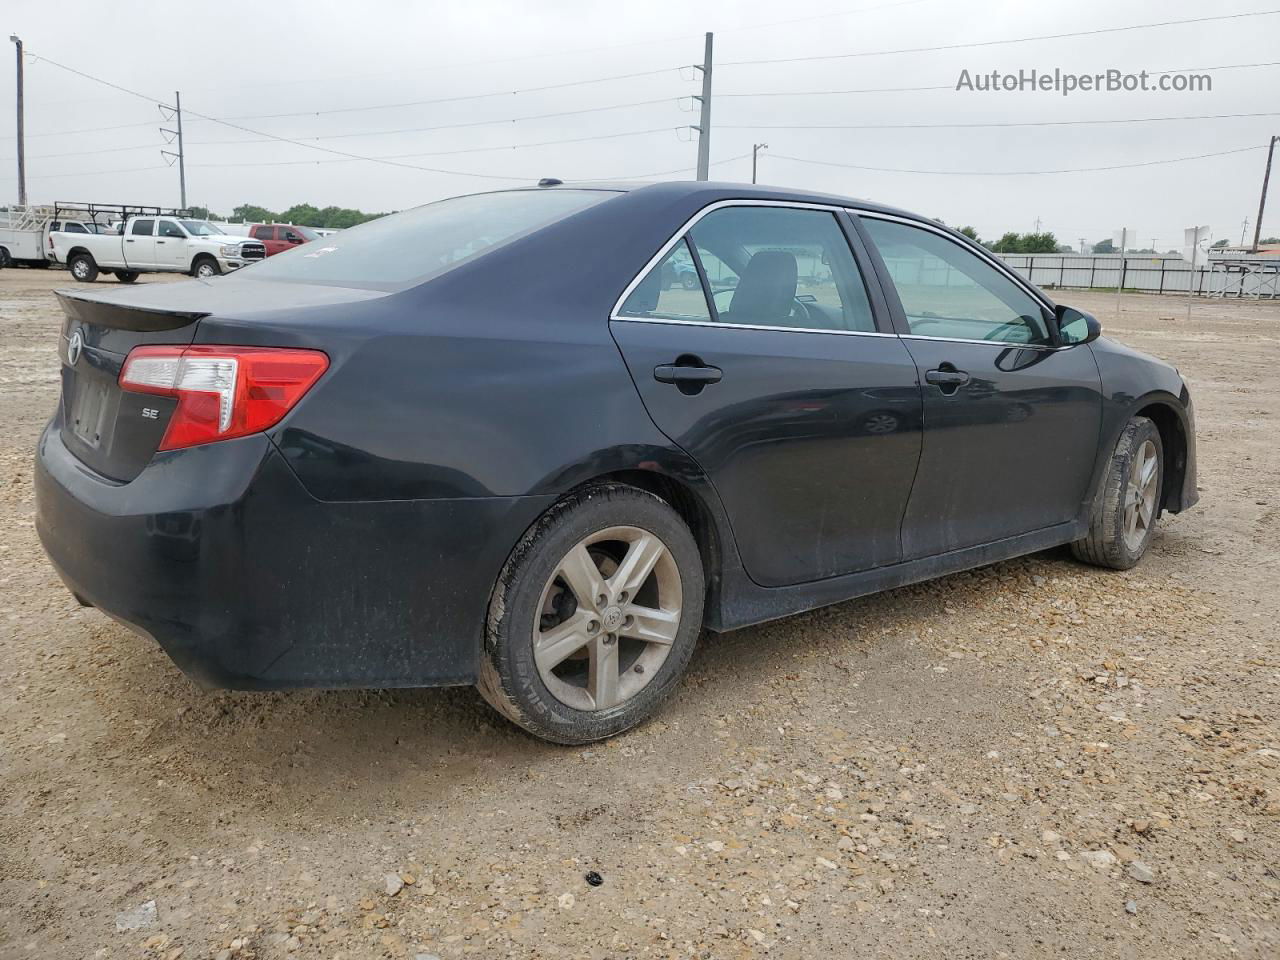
1056 305 1101 346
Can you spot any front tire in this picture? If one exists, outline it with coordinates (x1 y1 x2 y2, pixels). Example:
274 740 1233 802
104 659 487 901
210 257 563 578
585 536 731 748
115 270 139 283
477 483 704 745
69 253 99 283
192 256 220 279
1072 416 1163 570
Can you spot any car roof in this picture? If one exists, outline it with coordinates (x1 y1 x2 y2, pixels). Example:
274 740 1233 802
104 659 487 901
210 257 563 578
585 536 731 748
528 179 927 223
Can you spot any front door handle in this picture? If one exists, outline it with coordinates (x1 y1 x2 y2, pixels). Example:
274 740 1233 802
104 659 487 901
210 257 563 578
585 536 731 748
654 363 722 386
925 366 971 394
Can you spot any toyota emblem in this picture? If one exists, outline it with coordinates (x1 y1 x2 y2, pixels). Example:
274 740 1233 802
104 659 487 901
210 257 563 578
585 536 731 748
67 330 83 366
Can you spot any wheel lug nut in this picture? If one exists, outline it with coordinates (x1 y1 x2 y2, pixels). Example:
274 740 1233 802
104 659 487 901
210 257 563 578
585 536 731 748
604 634 617 646
634 664 644 674
588 620 599 634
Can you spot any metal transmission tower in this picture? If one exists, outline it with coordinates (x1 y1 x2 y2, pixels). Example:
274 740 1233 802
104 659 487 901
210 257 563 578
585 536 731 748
160 92 187 209
9 34 25 206
693 33 713 181
1252 135 1277 253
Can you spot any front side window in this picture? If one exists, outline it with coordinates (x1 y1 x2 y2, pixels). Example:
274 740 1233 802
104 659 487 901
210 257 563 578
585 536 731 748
862 218 1051 345
157 220 185 238
618 238 712 323
689 206 876 333
130 219 154 237
180 220 223 236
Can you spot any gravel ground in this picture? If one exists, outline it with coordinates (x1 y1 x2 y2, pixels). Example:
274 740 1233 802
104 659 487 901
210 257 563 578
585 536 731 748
0 270 1277 960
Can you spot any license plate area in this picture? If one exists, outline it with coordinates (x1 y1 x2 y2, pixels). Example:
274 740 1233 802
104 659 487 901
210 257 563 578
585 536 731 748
68 376 113 449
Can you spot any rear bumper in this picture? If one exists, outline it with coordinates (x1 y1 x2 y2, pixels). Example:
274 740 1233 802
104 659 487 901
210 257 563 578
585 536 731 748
34 420 553 689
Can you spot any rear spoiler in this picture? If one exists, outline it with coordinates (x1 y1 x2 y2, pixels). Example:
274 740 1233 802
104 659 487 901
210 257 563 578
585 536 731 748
55 290 208 332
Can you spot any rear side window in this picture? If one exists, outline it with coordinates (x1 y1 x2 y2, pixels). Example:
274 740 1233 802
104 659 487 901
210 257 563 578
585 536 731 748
65 223 88 234
238 189 613 290
131 219 154 236
252 225 274 240
618 239 712 322
689 207 875 333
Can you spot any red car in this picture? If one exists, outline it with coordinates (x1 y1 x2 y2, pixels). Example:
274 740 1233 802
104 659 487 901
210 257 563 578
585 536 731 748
248 223 319 256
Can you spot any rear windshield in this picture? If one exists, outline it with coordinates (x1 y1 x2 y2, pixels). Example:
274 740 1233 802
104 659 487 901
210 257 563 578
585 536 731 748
234 188 614 291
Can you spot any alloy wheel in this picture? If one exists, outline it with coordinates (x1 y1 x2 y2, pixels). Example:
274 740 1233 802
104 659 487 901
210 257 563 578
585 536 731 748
1122 439 1159 551
533 525 682 711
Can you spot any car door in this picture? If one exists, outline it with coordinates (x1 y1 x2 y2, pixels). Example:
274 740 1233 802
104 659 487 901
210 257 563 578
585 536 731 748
124 218 156 268
252 224 282 255
155 219 189 270
855 213 1103 559
279 226 308 251
610 202 923 588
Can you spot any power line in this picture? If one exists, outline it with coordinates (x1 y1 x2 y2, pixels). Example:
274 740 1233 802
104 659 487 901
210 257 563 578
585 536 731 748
767 143 1269 176
722 110 1280 132
1 140 164 161
0 118 159 140
0 164 168 181
183 97 684 142
719 9 1280 67
216 67 691 121
21 52 667 181
187 127 680 165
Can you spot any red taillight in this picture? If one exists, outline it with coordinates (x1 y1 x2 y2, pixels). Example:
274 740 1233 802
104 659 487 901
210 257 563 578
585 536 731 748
119 345 329 450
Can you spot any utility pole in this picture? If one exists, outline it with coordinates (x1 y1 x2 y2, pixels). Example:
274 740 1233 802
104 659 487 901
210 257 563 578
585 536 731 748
160 91 187 209
694 32 713 181
1078 237 1087 255
1033 216 1042 232
1240 218 1249 247
1253 135 1277 253
751 143 768 184
9 34 25 207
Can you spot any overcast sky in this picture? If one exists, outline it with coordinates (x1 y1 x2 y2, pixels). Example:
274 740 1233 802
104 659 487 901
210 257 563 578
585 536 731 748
3 0 1277 248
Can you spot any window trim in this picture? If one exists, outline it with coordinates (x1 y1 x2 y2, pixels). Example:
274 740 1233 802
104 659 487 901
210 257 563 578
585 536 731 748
853 210 1063 350
610 199 893 338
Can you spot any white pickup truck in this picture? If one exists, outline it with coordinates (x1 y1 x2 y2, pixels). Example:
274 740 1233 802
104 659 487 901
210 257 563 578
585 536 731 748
53 215 267 282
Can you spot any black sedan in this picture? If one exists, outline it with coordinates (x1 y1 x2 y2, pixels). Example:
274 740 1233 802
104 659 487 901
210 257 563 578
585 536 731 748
34 181 1198 744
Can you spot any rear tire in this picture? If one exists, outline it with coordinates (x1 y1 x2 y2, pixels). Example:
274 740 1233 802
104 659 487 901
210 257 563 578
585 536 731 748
1071 416 1163 570
477 483 704 745
192 256 220 279
69 253 99 283
0 247 10 268
115 270 139 283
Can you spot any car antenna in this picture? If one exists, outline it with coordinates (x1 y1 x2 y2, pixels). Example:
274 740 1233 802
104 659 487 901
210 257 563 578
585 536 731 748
537 177 563 187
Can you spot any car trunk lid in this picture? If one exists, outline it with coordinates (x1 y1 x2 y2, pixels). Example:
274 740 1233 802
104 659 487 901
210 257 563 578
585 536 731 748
56 291 207 482
54 279 388 482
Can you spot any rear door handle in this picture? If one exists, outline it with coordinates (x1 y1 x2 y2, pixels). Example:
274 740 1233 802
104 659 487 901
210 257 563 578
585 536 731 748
654 363 722 386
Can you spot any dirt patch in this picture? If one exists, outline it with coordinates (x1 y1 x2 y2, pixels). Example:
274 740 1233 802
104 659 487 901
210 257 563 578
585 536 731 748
1 272 1277 959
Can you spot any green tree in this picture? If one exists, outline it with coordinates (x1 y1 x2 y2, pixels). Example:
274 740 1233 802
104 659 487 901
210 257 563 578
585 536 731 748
1211 238 1229 248
280 203 323 227
957 225 980 243
1020 231 1059 253
232 204 276 224
991 232 1022 253
1262 236 1280 243
186 205 221 220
